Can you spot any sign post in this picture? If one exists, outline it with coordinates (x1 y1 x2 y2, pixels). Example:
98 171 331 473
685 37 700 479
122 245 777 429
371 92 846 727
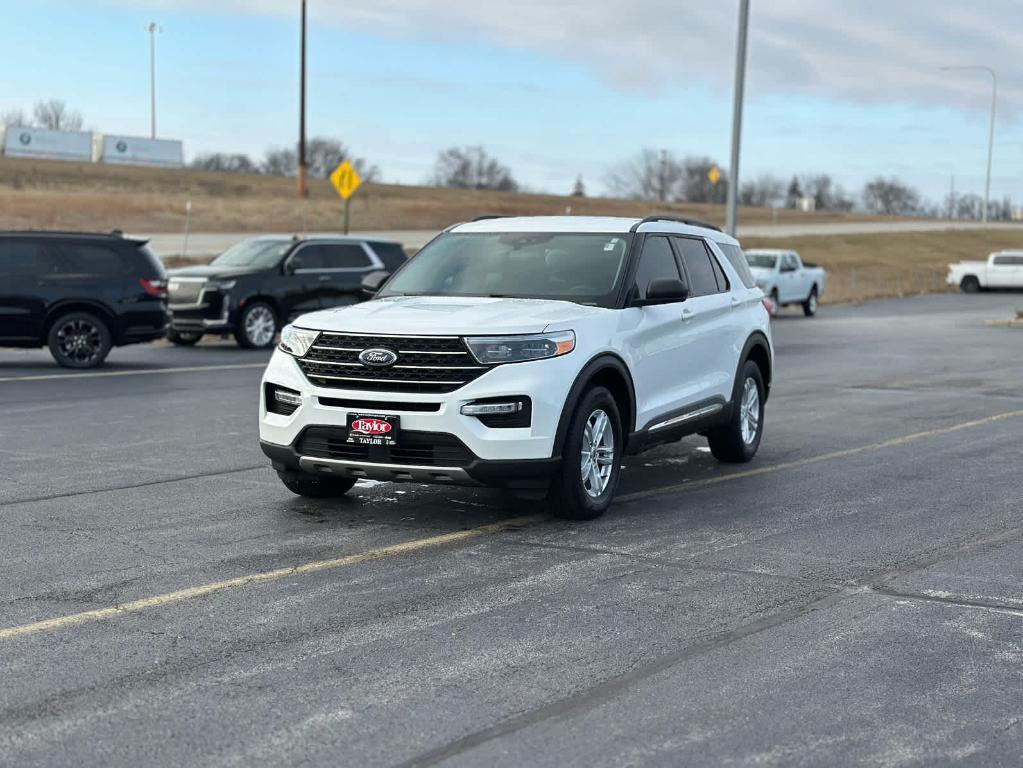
329 160 363 234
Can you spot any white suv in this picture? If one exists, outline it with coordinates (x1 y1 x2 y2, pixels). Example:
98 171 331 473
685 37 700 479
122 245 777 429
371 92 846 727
259 216 772 520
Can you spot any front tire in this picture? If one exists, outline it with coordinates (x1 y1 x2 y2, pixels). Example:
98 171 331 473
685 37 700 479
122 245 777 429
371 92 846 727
707 360 765 463
47 311 112 369
277 470 357 498
235 302 278 349
167 328 204 346
960 276 981 294
802 287 819 317
548 387 623 521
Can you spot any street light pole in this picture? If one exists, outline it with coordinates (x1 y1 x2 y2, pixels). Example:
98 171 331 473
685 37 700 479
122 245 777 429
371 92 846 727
298 0 308 199
940 65 996 225
725 0 750 237
147 22 160 139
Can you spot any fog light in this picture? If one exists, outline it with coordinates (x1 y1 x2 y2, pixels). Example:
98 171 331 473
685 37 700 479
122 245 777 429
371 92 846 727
266 383 302 416
274 389 302 407
460 401 523 416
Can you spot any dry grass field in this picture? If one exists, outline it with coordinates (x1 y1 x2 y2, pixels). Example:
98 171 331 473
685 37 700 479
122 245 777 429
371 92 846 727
2 156 1019 305
743 230 1023 304
0 156 887 234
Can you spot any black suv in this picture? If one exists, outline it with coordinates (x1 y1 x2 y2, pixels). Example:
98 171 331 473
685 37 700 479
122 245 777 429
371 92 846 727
0 231 168 368
166 235 407 348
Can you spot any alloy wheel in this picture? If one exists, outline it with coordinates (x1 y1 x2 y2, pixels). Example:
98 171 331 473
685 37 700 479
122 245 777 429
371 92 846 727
580 408 615 498
56 319 102 365
739 377 761 445
245 306 276 346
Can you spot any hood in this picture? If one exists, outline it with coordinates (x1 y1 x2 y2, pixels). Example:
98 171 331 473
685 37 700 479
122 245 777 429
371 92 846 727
293 296 608 336
167 264 266 279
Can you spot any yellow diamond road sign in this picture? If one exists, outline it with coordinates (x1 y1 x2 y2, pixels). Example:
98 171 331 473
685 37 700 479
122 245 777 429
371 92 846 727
330 160 362 200
708 166 722 185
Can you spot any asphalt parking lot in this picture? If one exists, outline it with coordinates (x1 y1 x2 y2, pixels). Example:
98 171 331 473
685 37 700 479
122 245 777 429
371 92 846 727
2 293 1022 767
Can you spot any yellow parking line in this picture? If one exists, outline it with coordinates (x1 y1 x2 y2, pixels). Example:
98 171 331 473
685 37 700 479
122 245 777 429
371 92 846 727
0 363 266 383
619 408 1023 503
0 515 545 641
2 408 1020 642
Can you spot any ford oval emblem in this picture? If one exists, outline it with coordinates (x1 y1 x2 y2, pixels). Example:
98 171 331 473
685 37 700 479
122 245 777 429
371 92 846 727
358 347 398 367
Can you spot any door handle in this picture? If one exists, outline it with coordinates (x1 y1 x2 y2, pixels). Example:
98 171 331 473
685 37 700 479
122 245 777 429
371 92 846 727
681 308 695 322
730 296 741 307
318 275 331 282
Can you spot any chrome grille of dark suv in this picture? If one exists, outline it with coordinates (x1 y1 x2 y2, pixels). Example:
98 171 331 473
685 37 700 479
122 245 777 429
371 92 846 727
298 333 488 393
167 278 205 305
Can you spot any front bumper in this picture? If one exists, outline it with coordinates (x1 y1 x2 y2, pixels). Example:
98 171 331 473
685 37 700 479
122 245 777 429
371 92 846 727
259 347 580 488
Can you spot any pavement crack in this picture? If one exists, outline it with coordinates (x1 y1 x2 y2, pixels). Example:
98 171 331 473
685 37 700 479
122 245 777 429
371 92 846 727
0 465 268 507
868 585 1023 616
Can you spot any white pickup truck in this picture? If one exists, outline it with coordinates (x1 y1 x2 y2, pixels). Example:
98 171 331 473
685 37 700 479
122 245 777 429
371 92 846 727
745 249 826 317
947 251 1023 293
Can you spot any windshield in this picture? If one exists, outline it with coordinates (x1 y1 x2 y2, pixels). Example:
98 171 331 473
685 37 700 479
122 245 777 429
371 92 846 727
378 232 632 307
211 239 292 268
746 253 778 269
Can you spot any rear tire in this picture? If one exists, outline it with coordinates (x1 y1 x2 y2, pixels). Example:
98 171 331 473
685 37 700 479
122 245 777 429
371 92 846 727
547 387 623 521
167 328 204 346
960 276 981 294
47 311 112 369
802 287 819 317
235 302 278 349
707 360 765 463
277 470 357 498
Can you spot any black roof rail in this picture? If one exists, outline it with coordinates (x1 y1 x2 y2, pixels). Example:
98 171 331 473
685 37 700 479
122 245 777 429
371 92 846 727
0 229 129 239
470 214 509 222
630 215 722 233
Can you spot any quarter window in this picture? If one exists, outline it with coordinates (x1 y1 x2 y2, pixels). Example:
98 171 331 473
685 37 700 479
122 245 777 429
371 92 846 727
673 237 723 297
633 236 681 299
718 243 757 289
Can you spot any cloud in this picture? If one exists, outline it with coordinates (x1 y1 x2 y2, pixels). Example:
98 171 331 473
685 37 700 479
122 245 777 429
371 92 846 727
121 0 1021 117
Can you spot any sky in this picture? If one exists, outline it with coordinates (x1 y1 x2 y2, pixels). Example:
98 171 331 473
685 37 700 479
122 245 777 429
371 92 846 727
1 0 1020 204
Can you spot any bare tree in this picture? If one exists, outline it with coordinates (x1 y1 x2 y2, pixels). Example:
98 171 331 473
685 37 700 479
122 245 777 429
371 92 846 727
1 108 28 127
800 174 855 212
262 139 379 182
32 99 83 132
191 153 260 174
432 146 517 191
681 156 727 204
740 175 786 208
785 176 803 208
862 177 921 216
605 148 683 202
571 175 586 197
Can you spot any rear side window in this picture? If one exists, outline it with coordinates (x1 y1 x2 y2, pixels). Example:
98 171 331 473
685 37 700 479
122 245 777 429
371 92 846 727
717 243 757 289
673 237 725 297
322 244 371 269
58 243 132 275
633 236 681 299
290 245 327 271
0 240 46 275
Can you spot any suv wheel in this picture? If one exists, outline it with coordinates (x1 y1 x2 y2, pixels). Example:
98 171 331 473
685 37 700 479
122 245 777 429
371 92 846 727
548 387 623 520
167 328 204 346
707 360 765 463
277 470 357 498
235 302 277 349
960 276 981 294
47 312 112 369
802 287 819 317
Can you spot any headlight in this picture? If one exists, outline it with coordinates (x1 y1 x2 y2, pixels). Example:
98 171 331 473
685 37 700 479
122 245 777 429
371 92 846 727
278 325 319 357
464 331 575 365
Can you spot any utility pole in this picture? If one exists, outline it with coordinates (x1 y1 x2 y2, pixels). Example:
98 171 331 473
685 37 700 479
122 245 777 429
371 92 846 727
725 0 750 236
948 173 955 220
298 0 308 199
147 22 160 139
940 65 996 225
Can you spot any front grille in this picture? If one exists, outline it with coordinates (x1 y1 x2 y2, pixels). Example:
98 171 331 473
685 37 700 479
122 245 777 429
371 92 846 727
317 397 441 413
167 279 205 305
297 426 475 467
298 333 488 393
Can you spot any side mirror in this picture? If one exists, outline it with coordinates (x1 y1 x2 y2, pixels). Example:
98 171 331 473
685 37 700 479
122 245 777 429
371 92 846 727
780 263 796 273
361 270 391 297
636 277 689 306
